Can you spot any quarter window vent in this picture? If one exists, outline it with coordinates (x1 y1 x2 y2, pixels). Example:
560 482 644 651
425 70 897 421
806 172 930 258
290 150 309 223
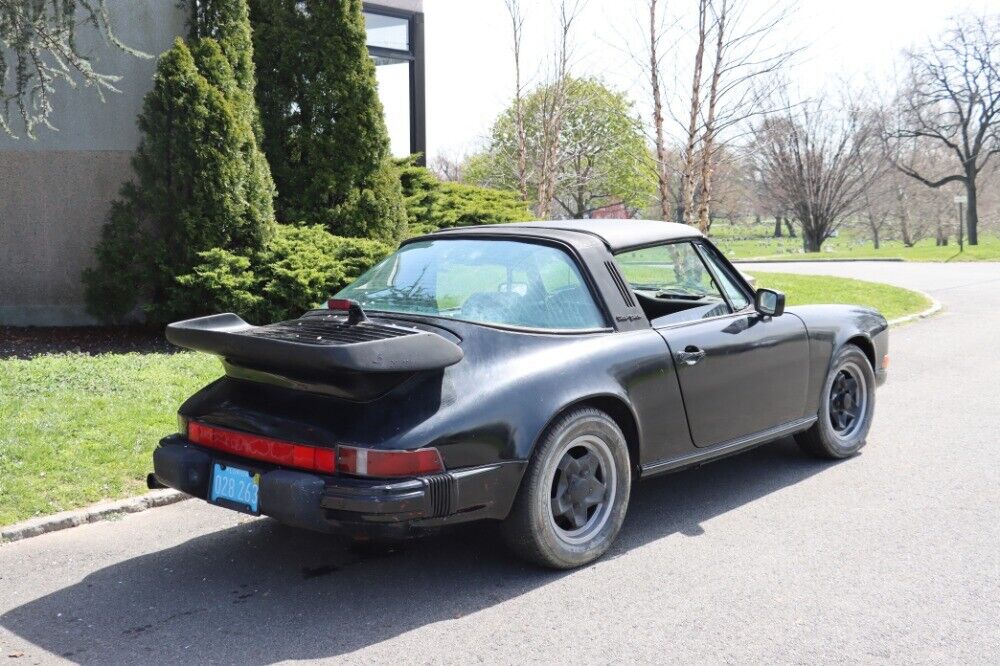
605 261 637 308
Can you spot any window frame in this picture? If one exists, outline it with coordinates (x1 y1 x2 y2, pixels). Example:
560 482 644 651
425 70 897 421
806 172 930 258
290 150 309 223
363 3 426 160
691 239 755 313
612 238 756 330
342 236 615 336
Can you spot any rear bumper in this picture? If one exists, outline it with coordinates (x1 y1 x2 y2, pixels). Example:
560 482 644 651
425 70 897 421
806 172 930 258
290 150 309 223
152 436 525 539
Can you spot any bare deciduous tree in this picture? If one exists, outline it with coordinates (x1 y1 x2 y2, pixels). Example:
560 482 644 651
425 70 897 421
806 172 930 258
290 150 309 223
430 153 464 182
753 94 881 252
503 0 530 201
534 0 585 219
886 14 1000 246
679 0 709 226
647 0 673 221
693 0 797 233
0 0 148 139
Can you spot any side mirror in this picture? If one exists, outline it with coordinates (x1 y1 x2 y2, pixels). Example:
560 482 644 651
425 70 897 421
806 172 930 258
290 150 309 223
755 288 785 317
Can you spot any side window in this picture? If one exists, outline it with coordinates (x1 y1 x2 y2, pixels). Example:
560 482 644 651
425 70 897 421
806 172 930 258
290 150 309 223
695 243 751 311
614 242 731 326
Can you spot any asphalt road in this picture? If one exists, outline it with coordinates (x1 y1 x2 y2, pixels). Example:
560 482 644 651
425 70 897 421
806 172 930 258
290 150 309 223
2 262 999 664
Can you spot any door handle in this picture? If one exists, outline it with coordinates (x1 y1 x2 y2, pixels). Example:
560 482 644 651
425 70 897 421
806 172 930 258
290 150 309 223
676 346 707 366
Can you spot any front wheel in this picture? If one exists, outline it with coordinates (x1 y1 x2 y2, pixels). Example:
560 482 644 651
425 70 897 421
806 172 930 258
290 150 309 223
501 407 631 569
796 344 876 459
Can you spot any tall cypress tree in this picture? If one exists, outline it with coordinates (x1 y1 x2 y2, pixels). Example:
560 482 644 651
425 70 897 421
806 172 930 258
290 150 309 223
84 2 275 323
189 0 257 94
250 0 407 242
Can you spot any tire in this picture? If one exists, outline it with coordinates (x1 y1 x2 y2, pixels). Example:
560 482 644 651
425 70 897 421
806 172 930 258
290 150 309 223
501 407 631 569
796 344 876 459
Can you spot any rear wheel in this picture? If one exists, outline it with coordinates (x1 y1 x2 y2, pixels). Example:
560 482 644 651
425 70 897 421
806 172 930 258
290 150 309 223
501 407 631 569
796 344 876 459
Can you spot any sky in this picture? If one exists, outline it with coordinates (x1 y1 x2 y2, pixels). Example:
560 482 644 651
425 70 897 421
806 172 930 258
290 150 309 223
420 0 997 162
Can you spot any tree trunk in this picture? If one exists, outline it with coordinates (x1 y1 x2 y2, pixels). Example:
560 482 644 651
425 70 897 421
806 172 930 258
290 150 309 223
784 218 796 238
872 226 880 250
899 214 913 247
773 216 782 237
648 0 672 222
680 0 708 226
965 178 979 246
695 0 726 234
802 217 822 252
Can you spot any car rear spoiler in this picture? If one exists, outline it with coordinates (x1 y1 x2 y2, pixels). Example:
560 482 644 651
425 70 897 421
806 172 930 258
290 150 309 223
165 311 464 375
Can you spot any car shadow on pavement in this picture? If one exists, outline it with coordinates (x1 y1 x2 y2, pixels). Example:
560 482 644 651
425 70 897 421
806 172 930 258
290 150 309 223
1 437 841 664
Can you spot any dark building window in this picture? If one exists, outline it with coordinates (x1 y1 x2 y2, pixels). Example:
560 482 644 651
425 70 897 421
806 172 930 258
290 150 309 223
364 4 425 161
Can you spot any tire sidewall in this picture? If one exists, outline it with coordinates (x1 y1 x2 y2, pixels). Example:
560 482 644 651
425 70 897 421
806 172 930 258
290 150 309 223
817 345 876 457
526 410 631 568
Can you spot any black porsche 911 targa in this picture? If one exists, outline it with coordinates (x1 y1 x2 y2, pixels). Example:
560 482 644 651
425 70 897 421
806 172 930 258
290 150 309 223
154 219 888 568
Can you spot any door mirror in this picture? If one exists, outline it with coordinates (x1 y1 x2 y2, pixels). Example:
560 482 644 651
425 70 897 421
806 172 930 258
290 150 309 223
754 288 785 317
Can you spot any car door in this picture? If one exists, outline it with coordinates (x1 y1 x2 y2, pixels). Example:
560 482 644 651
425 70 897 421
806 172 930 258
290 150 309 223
614 240 810 448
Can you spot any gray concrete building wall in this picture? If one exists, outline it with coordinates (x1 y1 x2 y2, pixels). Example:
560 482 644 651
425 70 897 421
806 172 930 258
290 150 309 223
1 0 423 326
0 1 187 325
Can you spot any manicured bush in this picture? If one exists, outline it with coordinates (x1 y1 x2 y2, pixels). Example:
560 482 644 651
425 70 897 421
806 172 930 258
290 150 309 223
256 225 393 322
397 156 532 235
84 2 276 325
174 248 263 317
249 0 407 242
433 182 534 228
175 224 392 324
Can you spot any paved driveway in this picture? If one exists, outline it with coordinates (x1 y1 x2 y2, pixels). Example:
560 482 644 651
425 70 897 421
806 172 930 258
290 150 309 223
1 262 998 664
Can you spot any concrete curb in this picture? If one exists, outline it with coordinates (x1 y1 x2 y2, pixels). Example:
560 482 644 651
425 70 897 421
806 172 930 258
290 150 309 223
0 489 188 545
888 290 942 328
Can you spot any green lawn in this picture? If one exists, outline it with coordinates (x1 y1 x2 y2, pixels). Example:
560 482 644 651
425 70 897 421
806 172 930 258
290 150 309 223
710 222 1000 262
0 352 220 527
0 271 931 527
749 272 932 321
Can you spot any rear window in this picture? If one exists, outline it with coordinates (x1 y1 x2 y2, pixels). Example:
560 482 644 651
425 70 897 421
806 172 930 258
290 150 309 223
336 239 606 330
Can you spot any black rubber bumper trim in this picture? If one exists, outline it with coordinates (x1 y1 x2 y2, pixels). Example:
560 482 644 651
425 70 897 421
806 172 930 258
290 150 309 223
152 436 333 532
152 436 526 533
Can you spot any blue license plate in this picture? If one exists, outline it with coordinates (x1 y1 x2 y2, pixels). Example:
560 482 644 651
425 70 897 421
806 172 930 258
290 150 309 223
210 463 260 514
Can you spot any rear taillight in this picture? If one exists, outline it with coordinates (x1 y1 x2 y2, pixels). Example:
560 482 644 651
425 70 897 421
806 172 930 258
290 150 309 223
183 422 444 478
187 421 336 474
338 445 444 478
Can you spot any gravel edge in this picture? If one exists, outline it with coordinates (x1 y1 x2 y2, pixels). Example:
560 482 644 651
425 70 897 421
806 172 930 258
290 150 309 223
1 489 189 545
0 287 942 546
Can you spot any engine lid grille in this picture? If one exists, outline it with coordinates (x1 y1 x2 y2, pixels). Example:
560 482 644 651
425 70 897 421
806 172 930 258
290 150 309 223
241 317 416 346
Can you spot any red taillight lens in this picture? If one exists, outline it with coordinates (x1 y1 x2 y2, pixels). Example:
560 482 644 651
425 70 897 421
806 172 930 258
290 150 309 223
187 422 336 474
338 446 444 478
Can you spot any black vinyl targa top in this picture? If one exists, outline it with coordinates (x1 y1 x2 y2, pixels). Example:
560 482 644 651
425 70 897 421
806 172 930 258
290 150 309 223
428 219 703 252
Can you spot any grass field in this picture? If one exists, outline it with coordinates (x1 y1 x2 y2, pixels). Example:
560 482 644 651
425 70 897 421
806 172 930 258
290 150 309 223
0 271 931 527
710 221 1000 262
0 353 220 526
748 272 932 321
